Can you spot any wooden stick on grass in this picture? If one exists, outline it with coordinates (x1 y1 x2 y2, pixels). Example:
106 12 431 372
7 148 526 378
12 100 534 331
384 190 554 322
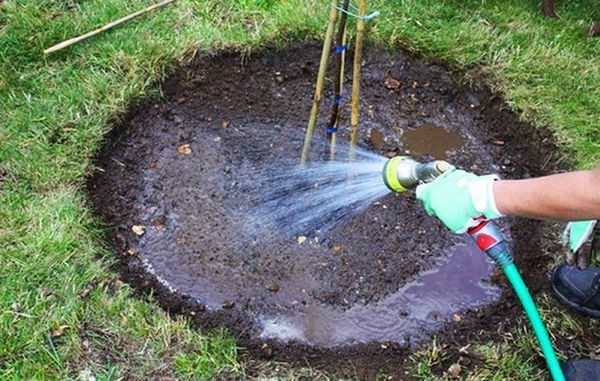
44 0 177 54
327 0 350 160
300 2 339 164
349 0 366 160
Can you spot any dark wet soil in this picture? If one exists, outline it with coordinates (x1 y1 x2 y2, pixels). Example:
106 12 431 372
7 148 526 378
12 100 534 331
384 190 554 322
88 42 566 379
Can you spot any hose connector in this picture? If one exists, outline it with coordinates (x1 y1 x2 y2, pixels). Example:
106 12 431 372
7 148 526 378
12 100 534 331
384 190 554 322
468 219 514 268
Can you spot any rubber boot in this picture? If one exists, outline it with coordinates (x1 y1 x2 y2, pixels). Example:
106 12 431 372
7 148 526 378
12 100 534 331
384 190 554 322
562 359 600 380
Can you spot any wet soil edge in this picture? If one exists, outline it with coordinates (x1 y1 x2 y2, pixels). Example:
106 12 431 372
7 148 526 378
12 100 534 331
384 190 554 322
86 42 568 380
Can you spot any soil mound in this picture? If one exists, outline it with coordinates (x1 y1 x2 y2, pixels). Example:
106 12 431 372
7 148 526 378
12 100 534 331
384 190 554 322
88 43 563 377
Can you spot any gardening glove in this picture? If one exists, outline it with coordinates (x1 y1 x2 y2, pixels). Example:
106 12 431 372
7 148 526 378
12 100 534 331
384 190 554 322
563 220 597 269
416 166 503 234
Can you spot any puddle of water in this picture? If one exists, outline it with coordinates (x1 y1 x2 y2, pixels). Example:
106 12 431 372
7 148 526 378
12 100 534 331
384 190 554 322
370 128 385 149
259 240 500 347
404 123 464 160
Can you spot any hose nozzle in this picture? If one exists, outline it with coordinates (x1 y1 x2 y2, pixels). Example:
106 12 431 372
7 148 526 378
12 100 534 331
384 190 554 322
382 156 451 192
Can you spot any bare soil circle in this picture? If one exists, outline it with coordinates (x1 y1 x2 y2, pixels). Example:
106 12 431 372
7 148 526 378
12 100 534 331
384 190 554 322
88 43 565 378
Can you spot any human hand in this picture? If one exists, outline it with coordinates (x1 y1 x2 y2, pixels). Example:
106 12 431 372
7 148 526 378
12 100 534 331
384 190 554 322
416 167 503 233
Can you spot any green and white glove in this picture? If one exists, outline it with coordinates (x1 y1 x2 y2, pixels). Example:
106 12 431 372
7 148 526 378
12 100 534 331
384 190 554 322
416 166 503 233
563 220 597 268
566 220 597 253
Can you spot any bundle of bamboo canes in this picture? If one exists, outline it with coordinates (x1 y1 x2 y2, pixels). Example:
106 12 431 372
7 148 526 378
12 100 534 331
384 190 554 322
300 0 371 163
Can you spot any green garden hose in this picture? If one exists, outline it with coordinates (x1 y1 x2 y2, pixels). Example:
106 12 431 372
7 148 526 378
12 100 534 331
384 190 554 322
468 221 565 381
504 262 565 381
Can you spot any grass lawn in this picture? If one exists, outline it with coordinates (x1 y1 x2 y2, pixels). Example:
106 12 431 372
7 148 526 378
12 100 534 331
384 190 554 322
1 0 598 379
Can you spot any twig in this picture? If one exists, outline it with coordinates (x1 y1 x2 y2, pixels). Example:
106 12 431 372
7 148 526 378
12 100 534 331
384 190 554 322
300 2 338 164
44 0 177 54
327 0 350 160
349 0 366 160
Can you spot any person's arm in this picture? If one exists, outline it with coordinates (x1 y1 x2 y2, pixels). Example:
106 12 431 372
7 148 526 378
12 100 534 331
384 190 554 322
416 163 600 233
494 166 600 221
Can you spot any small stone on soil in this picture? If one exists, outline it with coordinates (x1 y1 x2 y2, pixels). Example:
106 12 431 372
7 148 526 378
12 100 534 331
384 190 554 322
177 144 192 155
384 76 402 90
297 236 307 244
261 343 273 358
447 363 461 378
131 225 145 236
265 283 279 293
222 301 235 309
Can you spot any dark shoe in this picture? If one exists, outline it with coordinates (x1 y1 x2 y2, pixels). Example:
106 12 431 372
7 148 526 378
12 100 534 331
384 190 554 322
562 359 600 380
552 264 600 318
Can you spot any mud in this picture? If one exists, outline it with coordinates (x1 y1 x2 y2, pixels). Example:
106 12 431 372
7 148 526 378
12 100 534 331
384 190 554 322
404 123 465 160
88 43 565 379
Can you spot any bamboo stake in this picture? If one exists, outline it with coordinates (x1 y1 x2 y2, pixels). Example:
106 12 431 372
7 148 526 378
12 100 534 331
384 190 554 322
329 30 348 160
327 0 350 160
300 2 338 164
348 0 366 161
44 0 177 54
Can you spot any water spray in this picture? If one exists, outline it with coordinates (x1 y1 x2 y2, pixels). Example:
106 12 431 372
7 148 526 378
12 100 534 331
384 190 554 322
382 156 566 381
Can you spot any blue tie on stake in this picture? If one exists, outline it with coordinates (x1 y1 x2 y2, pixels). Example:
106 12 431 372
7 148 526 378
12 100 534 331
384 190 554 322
333 44 348 53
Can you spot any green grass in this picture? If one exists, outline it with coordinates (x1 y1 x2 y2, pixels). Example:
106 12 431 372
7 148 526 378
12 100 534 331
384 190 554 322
174 330 239 380
0 0 598 379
